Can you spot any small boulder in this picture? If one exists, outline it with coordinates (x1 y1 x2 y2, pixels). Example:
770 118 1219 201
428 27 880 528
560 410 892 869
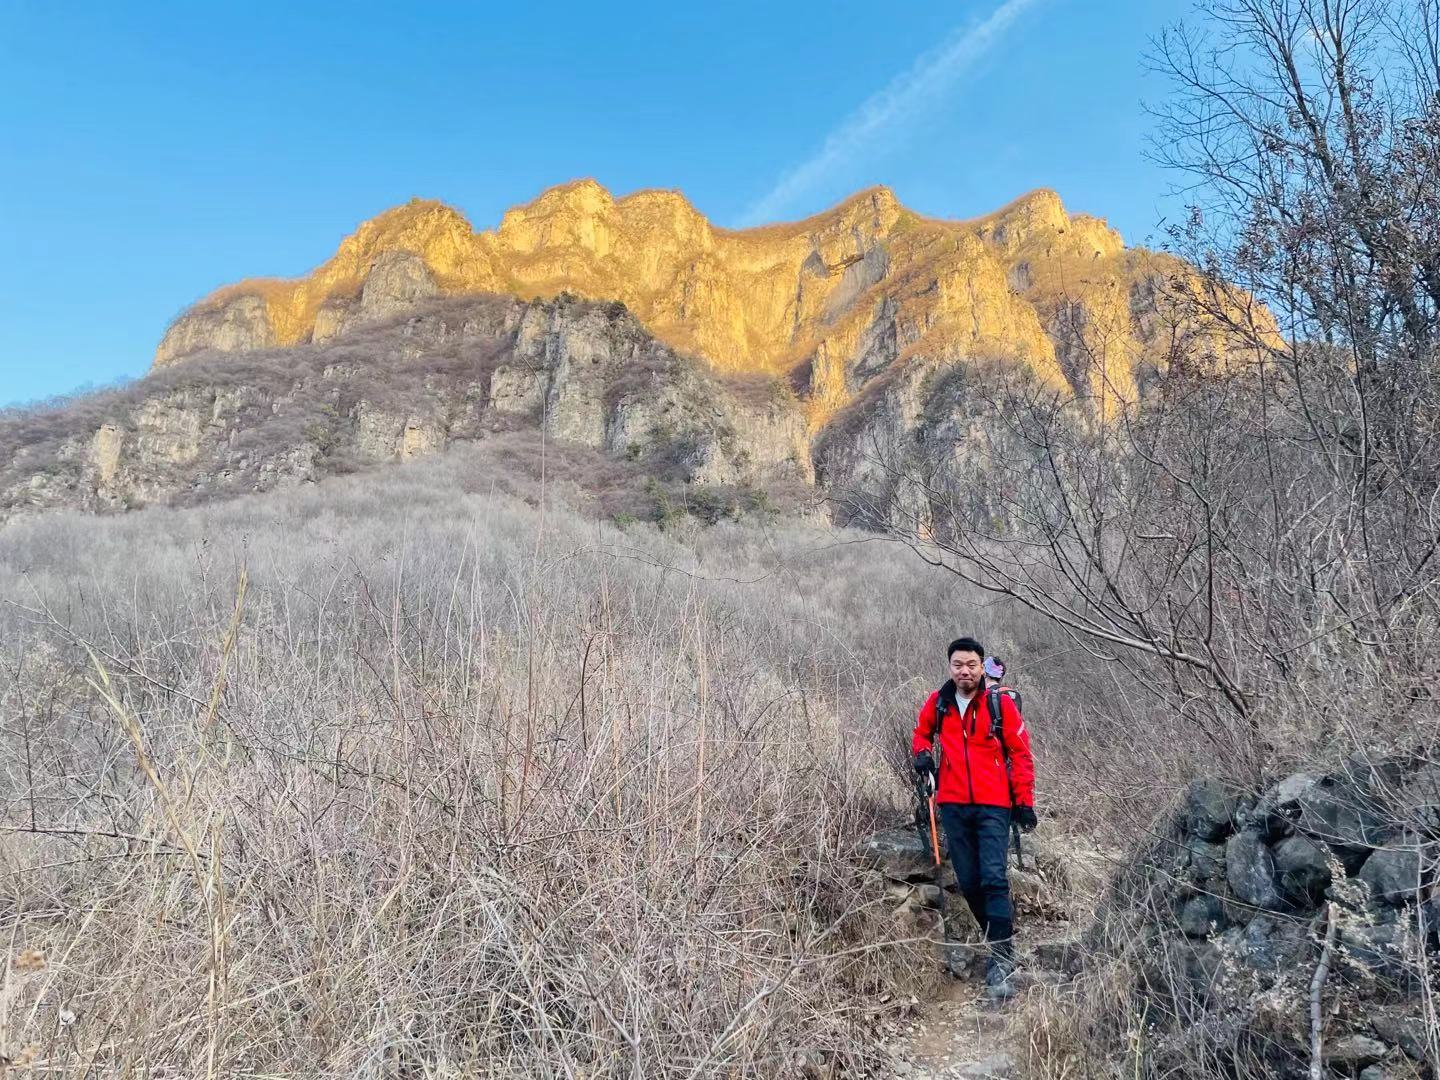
1178 893 1227 939
1226 830 1283 910
1187 778 1239 841
1185 838 1226 882
1358 846 1422 906
1369 1006 1428 1062
1295 778 1392 873
1272 833 1332 905
1327 1034 1387 1070
861 828 938 883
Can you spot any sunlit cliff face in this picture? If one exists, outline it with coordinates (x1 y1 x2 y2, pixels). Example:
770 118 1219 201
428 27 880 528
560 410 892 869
154 179 1241 422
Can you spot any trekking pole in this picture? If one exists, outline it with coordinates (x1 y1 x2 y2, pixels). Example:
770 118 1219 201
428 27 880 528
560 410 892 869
1010 822 1025 872
927 783 942 866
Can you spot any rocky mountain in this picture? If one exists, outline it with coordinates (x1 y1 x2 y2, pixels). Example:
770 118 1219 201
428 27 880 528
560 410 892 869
4 181 1244 525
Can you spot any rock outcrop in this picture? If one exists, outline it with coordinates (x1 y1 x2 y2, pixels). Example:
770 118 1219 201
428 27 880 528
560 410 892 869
2 295 812 521
9 181 1269 527
153 182 1245 415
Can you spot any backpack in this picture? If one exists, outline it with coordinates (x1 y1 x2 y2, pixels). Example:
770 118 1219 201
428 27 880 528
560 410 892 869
931 681 1025 799
931 681 1024 743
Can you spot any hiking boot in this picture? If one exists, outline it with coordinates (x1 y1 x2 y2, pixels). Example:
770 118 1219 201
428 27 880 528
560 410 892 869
984 953 1017 1002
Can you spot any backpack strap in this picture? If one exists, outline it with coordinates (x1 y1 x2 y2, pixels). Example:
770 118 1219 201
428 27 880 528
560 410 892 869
987 685 1024 740
931 680 951 741
988 684 1026 811
987 685 1006 743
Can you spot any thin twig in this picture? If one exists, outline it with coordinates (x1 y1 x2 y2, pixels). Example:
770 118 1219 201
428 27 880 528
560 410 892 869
1309 901 1337 1080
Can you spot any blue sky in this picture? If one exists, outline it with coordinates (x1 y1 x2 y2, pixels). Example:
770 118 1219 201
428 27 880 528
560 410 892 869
1 0 1194 406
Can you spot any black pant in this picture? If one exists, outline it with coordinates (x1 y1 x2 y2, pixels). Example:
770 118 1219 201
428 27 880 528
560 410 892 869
938 803 1013 948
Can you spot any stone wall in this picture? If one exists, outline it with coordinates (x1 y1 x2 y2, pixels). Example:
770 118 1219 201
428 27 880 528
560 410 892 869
1099 761 1439 1077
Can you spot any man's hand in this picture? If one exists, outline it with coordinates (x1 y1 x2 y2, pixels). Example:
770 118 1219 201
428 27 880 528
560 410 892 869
1014 805 1039 833
913 750 936 780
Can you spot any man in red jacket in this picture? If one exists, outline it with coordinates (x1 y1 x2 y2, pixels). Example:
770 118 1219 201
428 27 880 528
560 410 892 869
913 637 1037 1000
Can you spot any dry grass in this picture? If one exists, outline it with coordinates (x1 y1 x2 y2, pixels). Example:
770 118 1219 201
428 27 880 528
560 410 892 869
0 453 1075 1076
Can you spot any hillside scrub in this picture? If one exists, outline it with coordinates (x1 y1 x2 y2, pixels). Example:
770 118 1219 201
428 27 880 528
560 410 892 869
832 2 1440 1074
1 293 805 526
0 447 1107 1076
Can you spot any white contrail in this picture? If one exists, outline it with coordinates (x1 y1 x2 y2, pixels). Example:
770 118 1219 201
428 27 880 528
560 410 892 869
739 0 1043 226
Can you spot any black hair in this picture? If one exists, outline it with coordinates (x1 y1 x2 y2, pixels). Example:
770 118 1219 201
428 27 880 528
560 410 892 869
947 636 985 660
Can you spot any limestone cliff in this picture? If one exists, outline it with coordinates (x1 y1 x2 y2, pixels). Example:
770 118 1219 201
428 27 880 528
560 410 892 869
5 296 811 521
7 181 1261 528
155 182 1220 416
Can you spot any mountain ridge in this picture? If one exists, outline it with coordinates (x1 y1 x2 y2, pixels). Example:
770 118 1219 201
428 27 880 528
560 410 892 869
5 179 1259 528
155 180 1200 424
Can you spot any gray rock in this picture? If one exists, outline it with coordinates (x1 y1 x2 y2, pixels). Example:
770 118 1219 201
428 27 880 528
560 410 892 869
1272 833 1332 905
1239 912 1310 971
1179 893 1227 938
1369 1006 1428 1061
1187 778 1239 841
1327 1034 1387 1069
860 828 937 883
1185 838 1226 882
1295 778 1393 873
1358 846 1422 905
1358 1066 1395 1080
1226 830 1283 910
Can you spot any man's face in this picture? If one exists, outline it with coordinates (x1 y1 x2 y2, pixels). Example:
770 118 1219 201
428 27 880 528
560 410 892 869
949 650 983 692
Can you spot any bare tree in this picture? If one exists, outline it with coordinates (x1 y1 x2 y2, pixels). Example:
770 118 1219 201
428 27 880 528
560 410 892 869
861 0 1440 779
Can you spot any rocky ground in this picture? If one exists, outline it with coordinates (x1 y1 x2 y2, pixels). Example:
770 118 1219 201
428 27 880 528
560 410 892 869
859 755 1440 1079
860 823 1101 1079
875 931 1076 1080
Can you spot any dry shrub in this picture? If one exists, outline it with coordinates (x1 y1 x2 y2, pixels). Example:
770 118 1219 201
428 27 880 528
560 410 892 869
0 457 1065 1076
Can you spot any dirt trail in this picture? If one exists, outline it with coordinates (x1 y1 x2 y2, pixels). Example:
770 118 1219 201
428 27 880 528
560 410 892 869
878 922 1076 1080
885 978 1015 1079
861 823 1109 1079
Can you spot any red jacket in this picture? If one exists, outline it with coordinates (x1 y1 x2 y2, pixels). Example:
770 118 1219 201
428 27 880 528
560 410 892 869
912 683 1035 808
